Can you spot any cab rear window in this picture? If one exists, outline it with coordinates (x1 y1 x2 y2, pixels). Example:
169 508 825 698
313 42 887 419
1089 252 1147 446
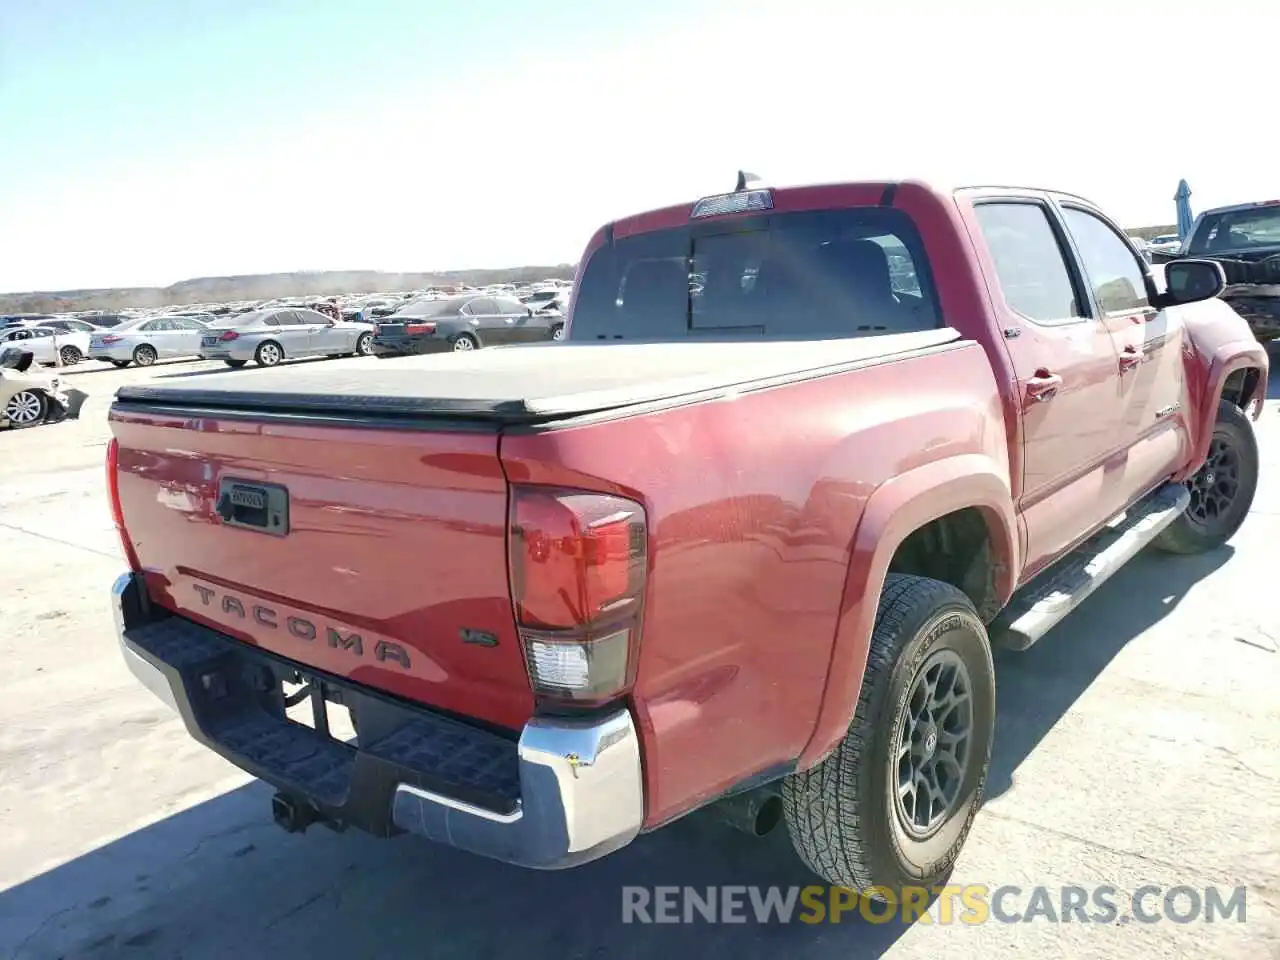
570 207 939 341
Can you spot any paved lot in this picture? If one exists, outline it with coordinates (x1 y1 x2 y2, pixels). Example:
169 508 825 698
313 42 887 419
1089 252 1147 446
1 355 1278 959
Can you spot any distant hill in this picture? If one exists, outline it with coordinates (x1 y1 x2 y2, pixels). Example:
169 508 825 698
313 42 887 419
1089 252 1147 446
0 265 578 315
1128 224 1179 241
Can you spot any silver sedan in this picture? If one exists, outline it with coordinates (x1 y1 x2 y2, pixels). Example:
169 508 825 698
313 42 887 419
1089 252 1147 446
198 308 375 368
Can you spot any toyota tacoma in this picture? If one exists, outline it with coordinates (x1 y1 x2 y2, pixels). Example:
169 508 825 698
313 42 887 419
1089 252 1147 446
106 178 1267 894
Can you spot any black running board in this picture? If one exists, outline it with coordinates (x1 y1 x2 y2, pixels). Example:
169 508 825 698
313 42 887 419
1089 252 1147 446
992 483 1190 651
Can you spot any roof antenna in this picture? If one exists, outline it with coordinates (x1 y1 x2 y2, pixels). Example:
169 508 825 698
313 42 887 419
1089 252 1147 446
735 170 763 191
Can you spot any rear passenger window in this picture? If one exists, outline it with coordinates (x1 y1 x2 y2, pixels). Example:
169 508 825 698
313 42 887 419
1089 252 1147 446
570 208 939 341
1061 207 1150 314
974 203 1084 325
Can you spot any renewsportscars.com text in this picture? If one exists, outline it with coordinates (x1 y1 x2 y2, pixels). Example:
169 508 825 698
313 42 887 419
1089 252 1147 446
621 884 1248 925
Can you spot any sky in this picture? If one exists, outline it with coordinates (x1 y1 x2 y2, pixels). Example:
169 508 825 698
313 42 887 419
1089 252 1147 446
0 0 1272 293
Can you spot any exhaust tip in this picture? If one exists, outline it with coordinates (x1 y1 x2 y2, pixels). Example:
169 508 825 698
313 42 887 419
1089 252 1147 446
754 794 783 837
715 786 784 838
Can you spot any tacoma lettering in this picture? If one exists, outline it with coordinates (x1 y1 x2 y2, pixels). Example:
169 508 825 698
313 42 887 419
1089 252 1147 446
375 641 411 668
288 617 316 640
187 582 410 669
327 628 363 656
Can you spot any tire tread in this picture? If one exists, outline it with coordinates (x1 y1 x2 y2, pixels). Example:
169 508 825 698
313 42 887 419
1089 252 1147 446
783 574 983 891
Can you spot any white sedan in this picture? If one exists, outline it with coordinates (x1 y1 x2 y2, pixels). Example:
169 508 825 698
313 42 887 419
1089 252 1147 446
87 315 209 367
0 325 92 366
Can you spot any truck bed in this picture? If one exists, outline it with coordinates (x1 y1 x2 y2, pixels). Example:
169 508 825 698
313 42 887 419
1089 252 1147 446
114 330 962 423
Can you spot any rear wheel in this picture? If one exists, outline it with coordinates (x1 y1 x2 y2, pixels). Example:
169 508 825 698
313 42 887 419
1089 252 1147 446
60 345 83 365
782 574 995 895
1154 400 1258 554
132 344 157 367
354 332 374 356
452 334 477 352
550 324 565 341
223 359 248 369
255 341 283 367
3 389 47 428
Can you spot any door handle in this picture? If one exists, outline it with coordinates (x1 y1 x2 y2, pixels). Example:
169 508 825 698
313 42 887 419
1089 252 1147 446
1119 346 1143 371
1025 372 1062 403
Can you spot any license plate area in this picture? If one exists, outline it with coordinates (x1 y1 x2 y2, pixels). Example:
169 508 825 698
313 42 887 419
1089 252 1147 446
216 478 289 535
201 336 219 347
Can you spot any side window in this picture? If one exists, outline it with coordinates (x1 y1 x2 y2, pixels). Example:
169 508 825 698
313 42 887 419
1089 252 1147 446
498 298 526 315
275 312 302 326
467 298 498 315
974 203 1085 325
145 318 171 332
1061 207 1150 314
262 313 280 327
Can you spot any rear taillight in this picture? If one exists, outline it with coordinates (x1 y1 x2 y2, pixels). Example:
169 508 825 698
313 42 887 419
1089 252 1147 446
405 322 436 335
509 487 647 702
218 330 239 341
106 437 142 571
101 335 122 345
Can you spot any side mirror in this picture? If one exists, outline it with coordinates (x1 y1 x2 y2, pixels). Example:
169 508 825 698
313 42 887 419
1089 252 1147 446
1159 259 1226 307
526 307 534 317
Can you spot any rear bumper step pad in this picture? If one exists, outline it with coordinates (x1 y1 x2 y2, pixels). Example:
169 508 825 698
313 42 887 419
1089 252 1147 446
111 572 644 869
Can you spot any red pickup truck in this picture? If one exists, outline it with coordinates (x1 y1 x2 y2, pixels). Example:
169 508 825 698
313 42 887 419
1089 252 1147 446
106 178 1267 896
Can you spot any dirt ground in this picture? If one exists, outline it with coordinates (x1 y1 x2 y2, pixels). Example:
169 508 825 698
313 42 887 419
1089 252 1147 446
1 355 1278 959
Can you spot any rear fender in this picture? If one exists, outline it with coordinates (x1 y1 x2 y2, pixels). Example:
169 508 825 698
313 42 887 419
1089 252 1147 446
796 454 1018 770
1174 336 1269 482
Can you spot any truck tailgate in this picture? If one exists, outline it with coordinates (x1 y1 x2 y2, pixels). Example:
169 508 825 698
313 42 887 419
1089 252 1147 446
108 407 534 731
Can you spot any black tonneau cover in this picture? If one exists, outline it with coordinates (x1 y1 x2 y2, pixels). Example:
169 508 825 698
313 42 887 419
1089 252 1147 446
114 331 962 424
